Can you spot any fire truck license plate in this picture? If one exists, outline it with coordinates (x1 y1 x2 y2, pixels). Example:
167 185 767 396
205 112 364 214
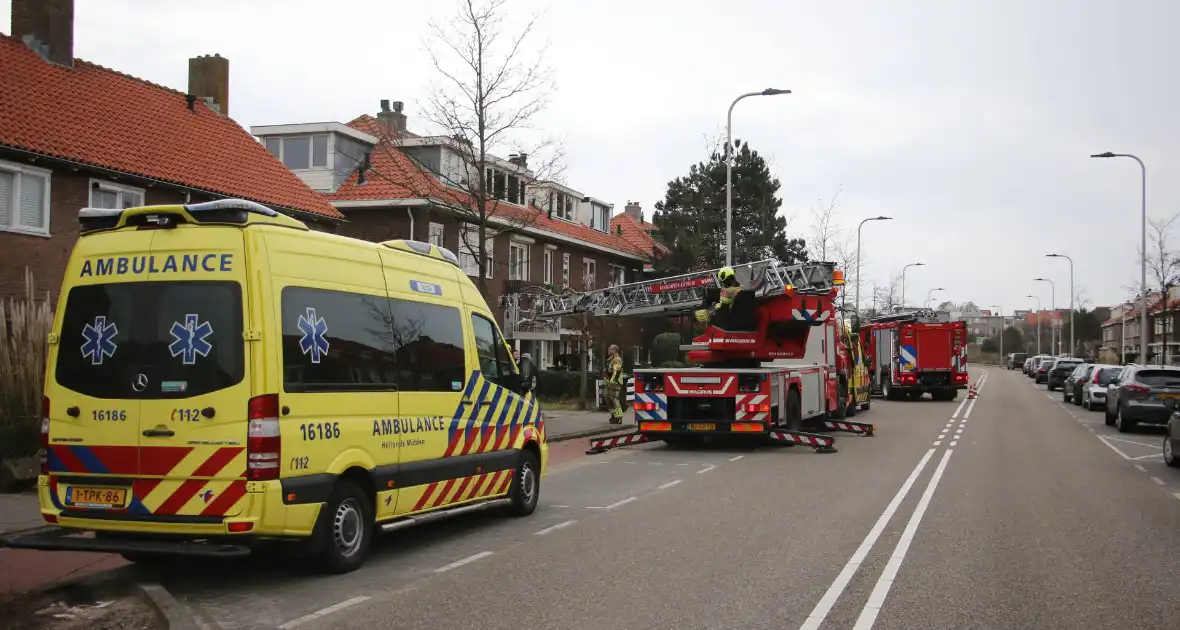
687 423 716 431
1156 393 1180 400
65 486 128 508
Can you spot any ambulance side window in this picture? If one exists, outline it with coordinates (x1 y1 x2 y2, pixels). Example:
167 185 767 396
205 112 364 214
471 314 516 387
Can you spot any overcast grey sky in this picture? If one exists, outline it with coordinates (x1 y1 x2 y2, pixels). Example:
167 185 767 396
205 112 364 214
8 0 1176 313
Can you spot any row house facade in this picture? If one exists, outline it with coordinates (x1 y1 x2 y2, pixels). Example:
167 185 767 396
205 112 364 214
1102 290 1180 365
254 101 669 371
0 0 342 301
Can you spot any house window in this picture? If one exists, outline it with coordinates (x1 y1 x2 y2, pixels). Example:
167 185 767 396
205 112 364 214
610 264 626 286
484 168 525 205
0 160 51 236
509 242 530 281
591 204 610 232
428 222 445 248
264 135 328 170
583 258 597 290
459 224 494 278
543 247 554 285
562 253 570 288
89 180 144 211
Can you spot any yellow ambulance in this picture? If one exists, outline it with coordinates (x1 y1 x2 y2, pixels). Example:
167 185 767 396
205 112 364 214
6 199 547 574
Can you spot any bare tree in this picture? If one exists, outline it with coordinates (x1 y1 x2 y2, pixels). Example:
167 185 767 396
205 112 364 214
1145 214 1180 362
870 273 904 315
357 0 564 294
806 190 844 262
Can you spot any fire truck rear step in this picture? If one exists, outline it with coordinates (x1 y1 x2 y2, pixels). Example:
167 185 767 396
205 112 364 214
767 429 838 453
586 432 654 454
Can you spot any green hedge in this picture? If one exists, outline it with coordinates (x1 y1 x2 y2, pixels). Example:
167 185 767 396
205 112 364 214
651 332 682 367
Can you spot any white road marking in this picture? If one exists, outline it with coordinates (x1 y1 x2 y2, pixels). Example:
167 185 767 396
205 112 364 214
963 399 978 419
434 551 494 573
697 465 717 474
656 479 683 490
1130 453 1162 460
932 441 942 446
955 429 963 435
278 596 371 629
604 496 637 510
1135 465 1148 472
853 449 955 630
1096 435 1135 459
799 449 937 630
534 520 577 536
951 398 967 419
950 440 958 446
677 463 690 466
728 455 745 462
550 504 570 508
1102 435 1162 449
1151 476 1166 486
1173 492 1180 502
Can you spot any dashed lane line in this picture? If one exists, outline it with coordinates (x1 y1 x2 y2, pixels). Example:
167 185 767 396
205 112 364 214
534 520 577 536
1135 465 1148 472
1151 476 1166 486
656 479 683 490
697 465 717 474
728 455 745 462
853 449 956 630
434 551 494 574
278 596 372 629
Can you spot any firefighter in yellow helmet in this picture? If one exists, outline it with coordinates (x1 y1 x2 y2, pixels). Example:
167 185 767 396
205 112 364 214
695 266 763 324
605 344 625 424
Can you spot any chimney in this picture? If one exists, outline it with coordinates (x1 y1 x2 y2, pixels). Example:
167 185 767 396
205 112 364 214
188 54 229 115
12 0 74 67
624 201 643 221
377 100 408 134
508 153 528 169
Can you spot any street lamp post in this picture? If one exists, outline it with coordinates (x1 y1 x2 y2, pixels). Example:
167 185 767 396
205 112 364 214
1026 294 1041 355
856 216 893 315
725 88 791 266
1034 278 1056 355
1091 151 1147 364
990 305 1004 360
1046 253 1075 356
901 262 924 309
925 287 946 309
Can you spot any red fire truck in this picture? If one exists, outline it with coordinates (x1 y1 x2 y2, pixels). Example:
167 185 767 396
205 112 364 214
862 309 969 401
501 259 876 455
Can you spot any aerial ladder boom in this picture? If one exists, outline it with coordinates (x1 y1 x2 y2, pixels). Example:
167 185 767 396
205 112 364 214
508 259 839 319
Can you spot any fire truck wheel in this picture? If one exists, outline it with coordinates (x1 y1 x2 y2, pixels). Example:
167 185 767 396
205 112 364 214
832 381 849 419
786 389 803 430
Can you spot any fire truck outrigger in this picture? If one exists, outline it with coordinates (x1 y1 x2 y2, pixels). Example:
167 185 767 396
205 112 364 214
502 259 876 455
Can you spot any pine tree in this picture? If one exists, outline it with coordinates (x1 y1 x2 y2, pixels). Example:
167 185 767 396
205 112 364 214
651 140 806 275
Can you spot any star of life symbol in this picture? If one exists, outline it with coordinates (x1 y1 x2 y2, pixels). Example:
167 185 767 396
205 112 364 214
81 315 118 366
169 314 214 365
298 307 330 363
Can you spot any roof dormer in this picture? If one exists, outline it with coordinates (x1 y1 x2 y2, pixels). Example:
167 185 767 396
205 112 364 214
251 122 378 193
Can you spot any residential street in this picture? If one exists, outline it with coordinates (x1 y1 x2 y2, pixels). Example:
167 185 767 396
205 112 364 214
36 366 1169 629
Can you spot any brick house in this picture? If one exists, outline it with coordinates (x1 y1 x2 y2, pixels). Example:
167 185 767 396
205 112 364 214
0 0 343 301
253 101 672 370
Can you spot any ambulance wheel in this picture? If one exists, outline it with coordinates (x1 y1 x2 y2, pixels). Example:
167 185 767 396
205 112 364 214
861 398 871 411
785 389 803 430
832 381 849 419
312 479 373 574
506 449 540 517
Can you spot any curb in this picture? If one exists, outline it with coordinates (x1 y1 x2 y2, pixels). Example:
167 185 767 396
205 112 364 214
140 582 205 630
549 424 636 443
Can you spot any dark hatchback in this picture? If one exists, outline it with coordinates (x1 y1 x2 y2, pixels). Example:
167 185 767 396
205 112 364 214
1046 358 1083 391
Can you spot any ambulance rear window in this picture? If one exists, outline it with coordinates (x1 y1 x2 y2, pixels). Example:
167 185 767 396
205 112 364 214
55 281 244 399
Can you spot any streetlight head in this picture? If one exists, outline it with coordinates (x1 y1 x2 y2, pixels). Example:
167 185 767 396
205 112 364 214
1090 151 1116 159
1033 277 1047 281
1046 253 1062 258
761 88 791 96
913 262 925 266
933 287 946 291
877 216 893 221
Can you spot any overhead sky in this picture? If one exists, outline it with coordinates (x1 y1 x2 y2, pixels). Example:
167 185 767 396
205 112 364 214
7 0 1176 314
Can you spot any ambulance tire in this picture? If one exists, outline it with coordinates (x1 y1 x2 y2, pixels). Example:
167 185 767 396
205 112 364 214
506 449 541 517
861 398 871 411
311 479 373 574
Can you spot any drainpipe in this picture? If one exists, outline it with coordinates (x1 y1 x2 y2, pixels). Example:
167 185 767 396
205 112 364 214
406 206 415 240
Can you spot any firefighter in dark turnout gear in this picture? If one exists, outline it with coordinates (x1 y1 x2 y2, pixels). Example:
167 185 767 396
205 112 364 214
605 344 625 423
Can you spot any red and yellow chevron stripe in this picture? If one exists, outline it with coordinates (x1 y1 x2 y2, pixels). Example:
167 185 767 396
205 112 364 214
408 469 516 513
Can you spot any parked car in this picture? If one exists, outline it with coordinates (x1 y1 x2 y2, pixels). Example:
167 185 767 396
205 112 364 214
1034 355 1056 383
1104 364 1180 432
1023 357 1035 375
1080 365 1120 411
1046 358 1084 391
1163 399 1180 467
1063 363 1093 403
1006 352 1028 370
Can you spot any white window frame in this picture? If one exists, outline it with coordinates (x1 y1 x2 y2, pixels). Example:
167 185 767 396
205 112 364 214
428 222 445 247
89 179 145 211
509 242 530 281
459 223 495 279
562 253 570 288
609 264 626 286
591 203 610 232
543 245 556 285
0 159 52 237
583 258 597 290
265 134 329 170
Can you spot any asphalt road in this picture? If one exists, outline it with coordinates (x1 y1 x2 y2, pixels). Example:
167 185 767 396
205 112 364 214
112 366 1180 630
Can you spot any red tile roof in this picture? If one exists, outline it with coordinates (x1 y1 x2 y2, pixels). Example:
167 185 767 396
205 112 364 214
0 36 342 220
327 115 651 259
612 213 668 258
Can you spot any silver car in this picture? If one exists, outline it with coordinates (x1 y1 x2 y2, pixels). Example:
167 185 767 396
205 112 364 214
1080 364 1120 411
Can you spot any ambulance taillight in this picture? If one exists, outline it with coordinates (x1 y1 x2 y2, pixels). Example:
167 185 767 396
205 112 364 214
39 396 50 475
247 394 282 481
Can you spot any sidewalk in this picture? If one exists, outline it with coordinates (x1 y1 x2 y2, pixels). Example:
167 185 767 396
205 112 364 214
0 492 127 596
542 409 636 442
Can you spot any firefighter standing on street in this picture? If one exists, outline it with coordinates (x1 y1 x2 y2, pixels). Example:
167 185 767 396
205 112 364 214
605 344 625 424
